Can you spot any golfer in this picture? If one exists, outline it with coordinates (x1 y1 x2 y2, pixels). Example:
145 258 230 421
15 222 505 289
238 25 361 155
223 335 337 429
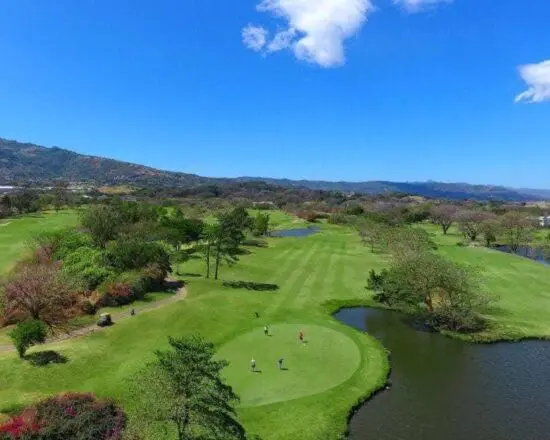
250 358 256 372
264 325 269 336
299 330 304 343
277 358 284 370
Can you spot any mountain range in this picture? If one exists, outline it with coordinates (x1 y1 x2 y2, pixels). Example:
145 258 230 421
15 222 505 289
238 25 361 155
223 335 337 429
1 137 548 201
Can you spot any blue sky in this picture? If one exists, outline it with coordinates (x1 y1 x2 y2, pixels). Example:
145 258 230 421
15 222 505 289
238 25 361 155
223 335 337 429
0 0 549 187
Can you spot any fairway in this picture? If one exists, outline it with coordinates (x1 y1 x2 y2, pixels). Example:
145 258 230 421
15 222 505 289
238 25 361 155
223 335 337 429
218 324 361 407
0 211 78 274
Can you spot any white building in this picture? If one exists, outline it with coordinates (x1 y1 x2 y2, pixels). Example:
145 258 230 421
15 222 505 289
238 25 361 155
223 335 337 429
539 216 550 227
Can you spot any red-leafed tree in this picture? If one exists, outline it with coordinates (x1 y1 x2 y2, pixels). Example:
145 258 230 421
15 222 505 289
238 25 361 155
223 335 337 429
2 263 76 331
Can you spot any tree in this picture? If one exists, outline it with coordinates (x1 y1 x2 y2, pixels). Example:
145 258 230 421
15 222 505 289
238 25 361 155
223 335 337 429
80 205 122 248
431 205 458 235
52 181 69 212
357 220 384 253
200 224 218 279
10 190 40 214
252 212 270 236
479 217 500 247
105 240 171 274
9 319 47 358
161 210 204 250
456 210 489 241
385 226 436 260
130 336 246 440
500 212 533 253
370 251 493 332
226 206 253 231
2 263 75 331
213 213 246 280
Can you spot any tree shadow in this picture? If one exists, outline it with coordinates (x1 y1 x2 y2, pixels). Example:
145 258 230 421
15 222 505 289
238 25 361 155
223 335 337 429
164 279 185 292
242 239 268 248
178 272 202 278
223 280 279 292
25 351 68 366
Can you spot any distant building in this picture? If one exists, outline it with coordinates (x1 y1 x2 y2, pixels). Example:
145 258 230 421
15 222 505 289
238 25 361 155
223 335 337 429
539 216 550 228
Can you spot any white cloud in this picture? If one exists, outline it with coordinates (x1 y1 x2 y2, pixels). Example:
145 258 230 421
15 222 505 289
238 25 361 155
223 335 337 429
242 25 269 52
394 0 453 13
243 0 374 67
515 60 550 104
267 28 297 52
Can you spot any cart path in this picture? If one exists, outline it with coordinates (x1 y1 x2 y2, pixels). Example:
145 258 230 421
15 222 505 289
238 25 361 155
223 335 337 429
0 278 187 353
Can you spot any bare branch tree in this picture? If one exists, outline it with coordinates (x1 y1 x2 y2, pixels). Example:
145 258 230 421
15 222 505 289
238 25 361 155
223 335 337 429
456 210 490 241
2 263 76 332
500 212 534 253
431 205 458 235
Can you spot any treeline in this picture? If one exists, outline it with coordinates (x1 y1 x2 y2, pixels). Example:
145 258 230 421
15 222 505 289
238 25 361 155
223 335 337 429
0 184 85 218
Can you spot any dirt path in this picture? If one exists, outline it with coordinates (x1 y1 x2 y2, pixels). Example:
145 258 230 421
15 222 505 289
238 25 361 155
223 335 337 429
0 279 187 353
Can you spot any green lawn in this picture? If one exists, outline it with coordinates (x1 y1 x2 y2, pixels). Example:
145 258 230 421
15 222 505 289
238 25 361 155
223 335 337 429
2 213 550 438
0 211 78 275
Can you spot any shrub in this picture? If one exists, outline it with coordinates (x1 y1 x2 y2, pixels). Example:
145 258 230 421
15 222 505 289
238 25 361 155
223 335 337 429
62 247 113 290
296 211 319 223
99 283 133 307
9 320 48 358
344 205 365 216
0 393 126 440
77 299 98 315
328 213 350 225
140 263 167 290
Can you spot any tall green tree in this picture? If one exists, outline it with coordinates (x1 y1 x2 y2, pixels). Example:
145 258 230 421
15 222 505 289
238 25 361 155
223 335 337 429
130 336 246 440
252 212 270 236
80 205 122 248
213 213 246 280
199 224 218 279
226 206 253 231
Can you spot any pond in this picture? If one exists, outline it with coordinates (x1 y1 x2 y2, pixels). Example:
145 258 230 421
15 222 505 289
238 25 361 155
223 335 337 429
496 245 549 265
334 308 550 440
270 226 320 238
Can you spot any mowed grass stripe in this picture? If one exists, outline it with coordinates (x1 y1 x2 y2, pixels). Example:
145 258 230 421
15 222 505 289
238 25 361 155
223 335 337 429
293 239 336 308
276 240 325 311
265 240 322 315
317 240 344 304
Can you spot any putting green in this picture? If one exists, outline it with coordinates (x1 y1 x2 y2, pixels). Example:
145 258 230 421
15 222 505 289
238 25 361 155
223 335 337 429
217 323 361 407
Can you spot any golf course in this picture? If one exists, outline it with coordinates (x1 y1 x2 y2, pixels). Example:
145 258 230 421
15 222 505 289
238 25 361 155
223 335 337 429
2 210 550 439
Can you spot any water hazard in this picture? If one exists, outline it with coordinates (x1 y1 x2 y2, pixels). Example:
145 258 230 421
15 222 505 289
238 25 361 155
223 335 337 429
334 307 550 440
270 227 320 238
496 245 549 265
